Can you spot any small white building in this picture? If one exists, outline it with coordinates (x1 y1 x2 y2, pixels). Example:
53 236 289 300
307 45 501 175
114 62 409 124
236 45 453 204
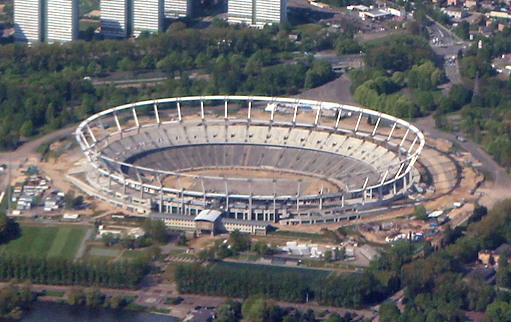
384 7 406 18
443 7 468 19
98 225 123 238
128 227 146 239
62 213 80 221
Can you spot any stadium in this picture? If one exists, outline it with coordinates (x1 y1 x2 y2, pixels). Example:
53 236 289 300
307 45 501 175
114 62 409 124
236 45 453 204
75 96 425 225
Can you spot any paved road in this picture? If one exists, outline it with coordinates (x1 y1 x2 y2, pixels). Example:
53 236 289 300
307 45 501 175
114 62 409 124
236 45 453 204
427 19 467 93
0 126 75 164
414 115 511 189
0 126 76 195
429 20 470 93
297 67 511 192
417 22 511 192
295 72 359 106
92 76 167 86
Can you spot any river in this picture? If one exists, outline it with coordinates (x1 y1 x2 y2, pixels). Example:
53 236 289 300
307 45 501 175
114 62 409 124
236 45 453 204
20 302 180 322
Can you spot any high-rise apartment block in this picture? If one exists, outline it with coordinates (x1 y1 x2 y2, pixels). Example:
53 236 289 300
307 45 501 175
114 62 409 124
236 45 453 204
133 0 164 37
101 0 170 38
14 0 43 42
164 0 192 19
101 0 131 38
254 0 287 27
228 0 287 28
227 0 254 25
14 0 79 43
47 0 79 42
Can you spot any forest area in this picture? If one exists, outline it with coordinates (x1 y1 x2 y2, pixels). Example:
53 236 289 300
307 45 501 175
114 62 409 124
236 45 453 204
0 22 347 150
0 253 149 288
174 201 511 321
347 0 511 170
450 27 511 169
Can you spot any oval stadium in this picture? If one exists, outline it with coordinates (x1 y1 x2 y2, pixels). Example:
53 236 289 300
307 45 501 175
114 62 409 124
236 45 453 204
75 96 424 227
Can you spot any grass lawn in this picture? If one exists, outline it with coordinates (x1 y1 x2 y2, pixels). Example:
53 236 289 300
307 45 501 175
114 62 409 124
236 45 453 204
48 227 86 258
42 290 65 297
235 254 260 262
168 249 186 256
0 225 88 259
88 246 121 258
121 250 148 261
215 261 333 277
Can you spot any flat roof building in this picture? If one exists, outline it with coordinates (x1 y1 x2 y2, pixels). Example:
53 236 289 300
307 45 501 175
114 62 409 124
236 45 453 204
149 211 271 236
133 0 164 37
101 0 131 38
47 0 79 42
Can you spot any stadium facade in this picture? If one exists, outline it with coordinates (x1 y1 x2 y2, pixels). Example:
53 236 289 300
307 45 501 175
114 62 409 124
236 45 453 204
75 96 424 225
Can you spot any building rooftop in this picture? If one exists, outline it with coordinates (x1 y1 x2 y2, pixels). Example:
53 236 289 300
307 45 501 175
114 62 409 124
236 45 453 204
149 213 195 221
222 218 271 227
63 213 79 220
195 209 223 222
149 212 272 227
364 9 391 18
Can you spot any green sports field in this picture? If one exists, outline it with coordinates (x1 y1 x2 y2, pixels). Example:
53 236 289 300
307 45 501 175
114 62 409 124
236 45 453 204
0 225 88 259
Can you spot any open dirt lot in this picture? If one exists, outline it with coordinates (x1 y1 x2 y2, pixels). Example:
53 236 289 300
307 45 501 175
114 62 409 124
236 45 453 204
163 168 341 196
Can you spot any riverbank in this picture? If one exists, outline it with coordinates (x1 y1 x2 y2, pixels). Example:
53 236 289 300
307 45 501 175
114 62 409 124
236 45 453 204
21 301 179 322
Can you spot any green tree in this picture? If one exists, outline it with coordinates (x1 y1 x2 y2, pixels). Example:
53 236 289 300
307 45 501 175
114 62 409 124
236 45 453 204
468 205 488 224
85 287 103 307
176 234 188 246
413 205 428 220
229 230 251 254
19 120 34 137
109 294 122 309
143 219 167 243
251 240 269 255
371 240 415 273
304 60 335 89
72 195 84 209
486 301 511 322
67 287 85 306
443 224 464 246
242 295 269 322
453 21 470 40
102 233 117 246
324 250 333 262
216 300 242 322
379 302 401 322
64 190 75 210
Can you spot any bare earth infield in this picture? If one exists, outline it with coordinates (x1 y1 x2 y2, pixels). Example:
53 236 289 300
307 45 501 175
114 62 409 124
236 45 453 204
162 168 342 196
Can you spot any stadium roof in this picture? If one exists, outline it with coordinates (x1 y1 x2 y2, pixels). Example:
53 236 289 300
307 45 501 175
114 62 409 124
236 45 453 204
195 209 223 222
222 218 271 227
